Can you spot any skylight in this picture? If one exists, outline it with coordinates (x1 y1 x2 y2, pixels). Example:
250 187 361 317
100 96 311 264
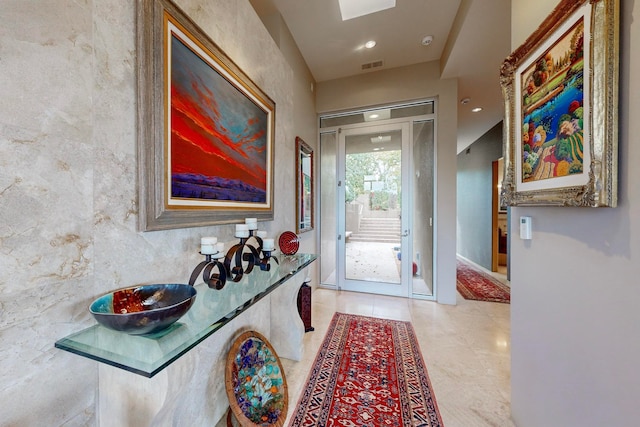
338 0 396 21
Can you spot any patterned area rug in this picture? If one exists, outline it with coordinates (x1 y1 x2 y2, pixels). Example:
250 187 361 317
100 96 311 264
456 258 510 303
288 313 443 427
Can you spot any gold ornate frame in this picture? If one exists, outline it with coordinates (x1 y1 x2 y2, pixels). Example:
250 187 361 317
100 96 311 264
500 0 619 207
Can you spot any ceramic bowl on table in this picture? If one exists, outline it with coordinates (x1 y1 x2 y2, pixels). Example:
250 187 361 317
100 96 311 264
278 231 299 256
89 283 197 335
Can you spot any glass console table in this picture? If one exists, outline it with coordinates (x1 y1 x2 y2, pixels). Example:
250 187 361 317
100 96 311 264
55 253 316 378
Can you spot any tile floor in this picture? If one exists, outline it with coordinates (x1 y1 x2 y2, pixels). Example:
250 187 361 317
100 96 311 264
280 288 514 427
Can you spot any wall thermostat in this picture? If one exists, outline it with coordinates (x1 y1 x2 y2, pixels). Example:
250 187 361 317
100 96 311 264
520 216 532 240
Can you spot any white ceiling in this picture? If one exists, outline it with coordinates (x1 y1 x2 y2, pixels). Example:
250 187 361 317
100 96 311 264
251 0 512 153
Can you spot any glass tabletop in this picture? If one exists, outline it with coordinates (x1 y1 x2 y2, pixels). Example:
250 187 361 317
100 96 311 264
55 253 316 377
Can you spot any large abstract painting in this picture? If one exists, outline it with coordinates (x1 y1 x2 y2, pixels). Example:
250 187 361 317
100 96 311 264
169 34 270 206
137 0 275 230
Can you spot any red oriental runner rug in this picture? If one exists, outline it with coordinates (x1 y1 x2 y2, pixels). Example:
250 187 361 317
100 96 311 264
456 258 510 303
288 313 443 427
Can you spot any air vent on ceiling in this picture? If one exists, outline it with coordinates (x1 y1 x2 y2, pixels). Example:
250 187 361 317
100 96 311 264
361 60 384 71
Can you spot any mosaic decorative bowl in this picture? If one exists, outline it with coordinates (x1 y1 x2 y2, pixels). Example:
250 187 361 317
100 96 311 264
225 331 288 427
89 284 197 335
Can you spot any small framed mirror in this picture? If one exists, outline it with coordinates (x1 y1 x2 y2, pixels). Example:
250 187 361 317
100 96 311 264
296 137 314 234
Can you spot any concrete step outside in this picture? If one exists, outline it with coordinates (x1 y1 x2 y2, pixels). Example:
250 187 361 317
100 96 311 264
349 230 399 235
358 226 401 233
347 236 401 243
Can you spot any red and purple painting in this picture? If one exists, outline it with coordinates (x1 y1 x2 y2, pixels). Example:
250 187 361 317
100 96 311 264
168 30 272 207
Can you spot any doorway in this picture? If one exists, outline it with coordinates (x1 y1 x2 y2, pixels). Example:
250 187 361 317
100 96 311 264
319 101 436 299
492 157 508 275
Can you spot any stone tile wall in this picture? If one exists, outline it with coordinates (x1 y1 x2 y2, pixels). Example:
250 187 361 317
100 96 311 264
0 1 299 424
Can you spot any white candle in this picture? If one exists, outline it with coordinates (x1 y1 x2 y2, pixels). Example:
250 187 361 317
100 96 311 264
200 237 217 254
256 230 267 238
213 242 225 258
236 223 249 238
262 238 274 251
245 217 258 230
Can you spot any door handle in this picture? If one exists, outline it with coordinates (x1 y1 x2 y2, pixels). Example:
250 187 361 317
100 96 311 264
402 230 410 237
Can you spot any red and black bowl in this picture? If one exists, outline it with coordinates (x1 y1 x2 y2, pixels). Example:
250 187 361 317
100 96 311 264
89 284 197 335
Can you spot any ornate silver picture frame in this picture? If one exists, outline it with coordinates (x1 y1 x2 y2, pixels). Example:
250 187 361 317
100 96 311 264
500 0 619 207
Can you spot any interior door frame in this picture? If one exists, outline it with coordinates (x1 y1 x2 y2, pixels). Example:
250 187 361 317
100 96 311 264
336 120 411 297
492 160 500 272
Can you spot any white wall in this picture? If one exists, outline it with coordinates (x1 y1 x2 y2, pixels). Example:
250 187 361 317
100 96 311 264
316 61 458 304
0 0 316 425
456 122 503 270
510 0 640 425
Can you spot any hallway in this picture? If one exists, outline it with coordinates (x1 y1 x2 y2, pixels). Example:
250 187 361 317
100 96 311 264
281 289 514 426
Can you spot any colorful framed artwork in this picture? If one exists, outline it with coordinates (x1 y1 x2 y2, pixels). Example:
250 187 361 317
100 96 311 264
500 0 619 207
225 330 288 427
137 0 275 230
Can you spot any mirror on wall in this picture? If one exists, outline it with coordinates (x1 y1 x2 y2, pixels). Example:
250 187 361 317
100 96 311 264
296 137 314 234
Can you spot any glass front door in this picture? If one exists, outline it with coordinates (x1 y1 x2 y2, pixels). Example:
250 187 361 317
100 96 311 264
338 122 410 297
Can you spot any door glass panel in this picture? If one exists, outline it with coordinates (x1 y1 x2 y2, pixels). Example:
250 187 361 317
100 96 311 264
411 120 435 296
320 132 337 287
344 129 402 285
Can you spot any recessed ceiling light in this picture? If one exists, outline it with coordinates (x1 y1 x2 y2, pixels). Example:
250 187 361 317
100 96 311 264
460 97 471 105
421 35 433 46
472 107 483 113
365 40 377 49
339 0 396 21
